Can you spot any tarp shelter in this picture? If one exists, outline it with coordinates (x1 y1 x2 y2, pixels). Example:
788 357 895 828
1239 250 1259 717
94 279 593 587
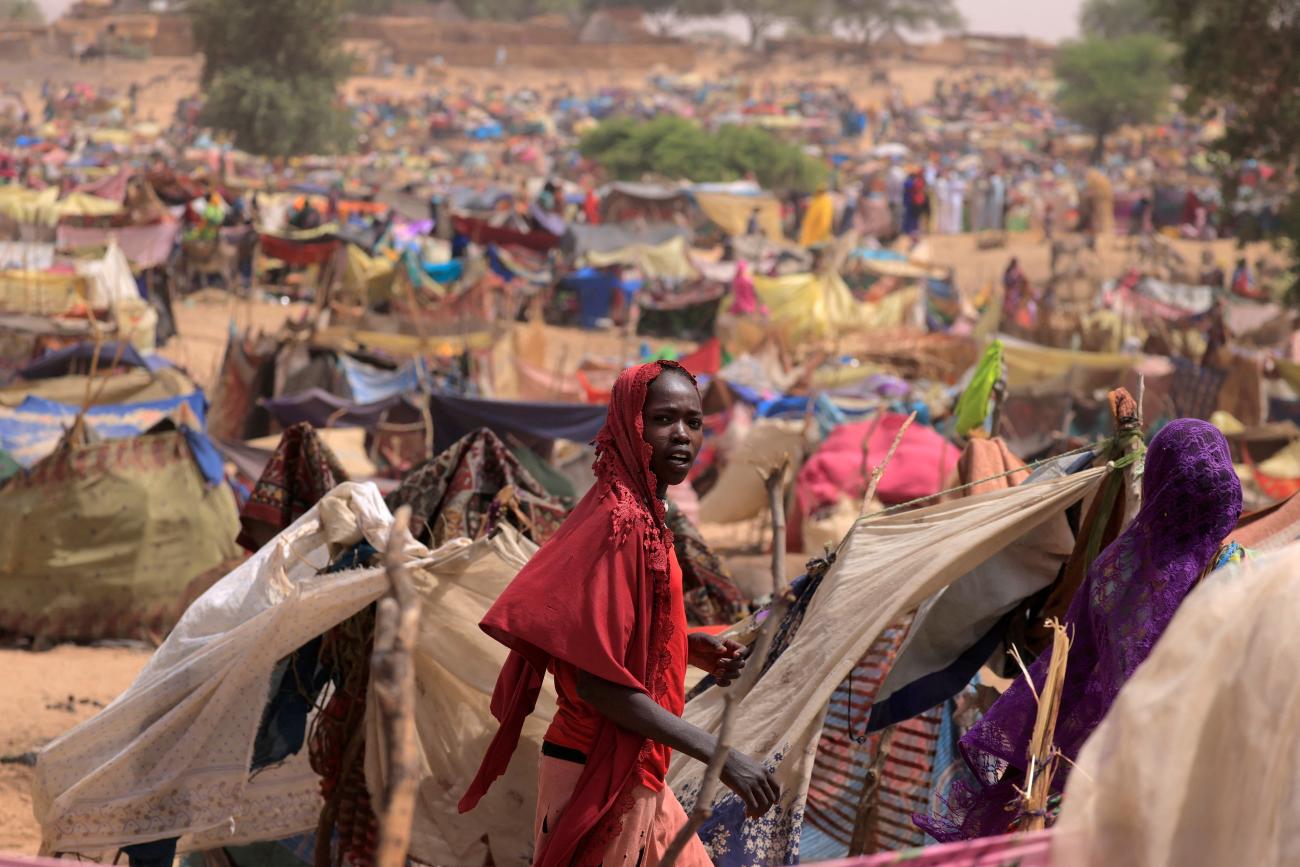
668 467 1105 863
0 430 242 641
999 335 1145 390
563 222 689 257
753 272 921 341
453 216 560 253
18 340 149 378
585 234 699 281
693 190 783 239
427 391 606 454
57 221 179 270
559 267 621 328
0 390 208 470
600 181 691 223
262 388 413 431
34 484 552 867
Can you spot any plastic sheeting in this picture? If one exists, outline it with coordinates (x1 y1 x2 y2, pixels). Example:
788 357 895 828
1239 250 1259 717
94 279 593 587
585 234 699 281
669 467 1106 863
694 191 784 240
753 272 920 341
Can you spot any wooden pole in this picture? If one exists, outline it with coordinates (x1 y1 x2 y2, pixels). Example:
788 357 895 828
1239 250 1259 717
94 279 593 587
1020 618 1070 833
861 411 916 515
659 458 791 867
371 505 421 867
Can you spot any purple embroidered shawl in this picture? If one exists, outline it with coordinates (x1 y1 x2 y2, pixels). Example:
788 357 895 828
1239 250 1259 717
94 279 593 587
918 418 1242 841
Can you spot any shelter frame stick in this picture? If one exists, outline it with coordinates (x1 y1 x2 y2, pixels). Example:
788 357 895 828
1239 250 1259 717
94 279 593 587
371 505 421 867
660 458 791 867
861 411 916 515
1020 618 1071 832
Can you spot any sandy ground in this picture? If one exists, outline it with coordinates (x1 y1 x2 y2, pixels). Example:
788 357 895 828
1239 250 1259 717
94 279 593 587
0 645 152 853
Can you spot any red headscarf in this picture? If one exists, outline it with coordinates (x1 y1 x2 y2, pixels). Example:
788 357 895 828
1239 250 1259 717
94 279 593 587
459 360 694 866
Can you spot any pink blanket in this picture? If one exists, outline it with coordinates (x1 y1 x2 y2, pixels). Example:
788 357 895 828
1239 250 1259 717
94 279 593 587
797 413 960 515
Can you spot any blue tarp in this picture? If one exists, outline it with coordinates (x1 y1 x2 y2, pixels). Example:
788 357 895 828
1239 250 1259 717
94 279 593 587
263 388 407 430
19 341 149 379
421 258 464 285
0 390 220 484
562 267 619 328
428 392 606 454
338 355 427 405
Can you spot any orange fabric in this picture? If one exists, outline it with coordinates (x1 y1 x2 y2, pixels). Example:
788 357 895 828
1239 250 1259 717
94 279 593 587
534 755 712 867
544 549 688 792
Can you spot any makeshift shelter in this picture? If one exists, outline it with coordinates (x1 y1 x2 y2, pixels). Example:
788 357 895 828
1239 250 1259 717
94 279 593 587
599 181 691 224
0 429 242 641
33 483 551 867
668 467 1105 862
693 190 783 239
753 272 921 341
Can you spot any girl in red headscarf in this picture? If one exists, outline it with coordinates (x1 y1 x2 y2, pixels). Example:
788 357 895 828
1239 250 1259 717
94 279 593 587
460 360 779 866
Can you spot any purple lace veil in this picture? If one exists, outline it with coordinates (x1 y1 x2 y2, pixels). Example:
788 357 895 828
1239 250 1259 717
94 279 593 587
918 418 1243 841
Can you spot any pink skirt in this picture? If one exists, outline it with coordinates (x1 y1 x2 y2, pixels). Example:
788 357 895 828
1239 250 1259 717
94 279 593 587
533 755 714 866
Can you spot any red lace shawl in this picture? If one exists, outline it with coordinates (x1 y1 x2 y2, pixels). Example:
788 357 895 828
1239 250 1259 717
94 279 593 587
459 361 691 866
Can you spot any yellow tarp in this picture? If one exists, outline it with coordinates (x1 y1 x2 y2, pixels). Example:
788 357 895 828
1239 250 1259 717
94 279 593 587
694 192 784 240
342 243 397 305
1276 358 1300 395
585 235 697 281
0 431 241 641
753 271 919 341
1000 338 1141 390
1258 439 1300 480
0 270 85 315
0 187 122 227
1210 410 1246 437
315 326 497 357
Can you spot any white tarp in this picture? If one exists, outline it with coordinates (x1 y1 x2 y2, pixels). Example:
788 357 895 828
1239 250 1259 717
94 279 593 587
34 482 550 867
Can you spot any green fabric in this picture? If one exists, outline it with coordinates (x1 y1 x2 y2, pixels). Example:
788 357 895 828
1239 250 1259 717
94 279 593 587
0 449 19 485
954 339 1004 436
506 440 576 502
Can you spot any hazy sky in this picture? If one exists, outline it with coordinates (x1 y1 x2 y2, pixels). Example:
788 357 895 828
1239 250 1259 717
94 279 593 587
35 0 1085 42
958 0 1082 41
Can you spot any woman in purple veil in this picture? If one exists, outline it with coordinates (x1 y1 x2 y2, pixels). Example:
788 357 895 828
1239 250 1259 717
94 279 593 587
918 418 1244 841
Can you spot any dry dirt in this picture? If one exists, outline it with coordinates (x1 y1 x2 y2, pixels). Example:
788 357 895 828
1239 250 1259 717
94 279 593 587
0 645 152 853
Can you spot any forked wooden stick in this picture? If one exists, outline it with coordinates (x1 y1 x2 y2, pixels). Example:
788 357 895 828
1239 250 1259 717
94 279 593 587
660 457 791 867
1020 618 1071 832
371 505 421 867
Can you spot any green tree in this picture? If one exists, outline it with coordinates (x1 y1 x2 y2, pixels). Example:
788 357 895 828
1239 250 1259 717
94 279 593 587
1153 0 1300 290
580 115 827 192
191 0 354 156
1054 35 1171 161
0 0 43 23
831 0 964 44
1080 0 1161 40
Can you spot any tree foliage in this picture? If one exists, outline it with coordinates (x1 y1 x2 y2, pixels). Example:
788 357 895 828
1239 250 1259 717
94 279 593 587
580 116 827 192
1079 0 1162 39
1153 0 1300 281
832 0 963 44
191 0 354 156
1054 35 1171 158
0 0 43 23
